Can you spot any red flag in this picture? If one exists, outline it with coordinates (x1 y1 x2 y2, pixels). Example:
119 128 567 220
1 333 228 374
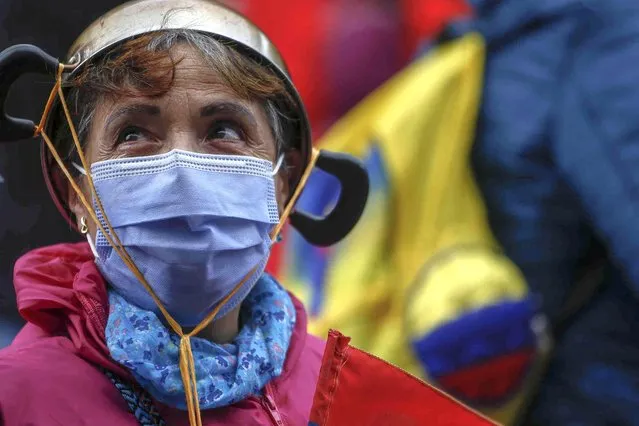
309 330 497 426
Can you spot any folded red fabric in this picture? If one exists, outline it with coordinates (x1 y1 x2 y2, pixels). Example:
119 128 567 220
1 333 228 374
309 330 497 426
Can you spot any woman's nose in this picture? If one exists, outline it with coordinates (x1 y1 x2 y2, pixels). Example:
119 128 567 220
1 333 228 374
165 129 204 154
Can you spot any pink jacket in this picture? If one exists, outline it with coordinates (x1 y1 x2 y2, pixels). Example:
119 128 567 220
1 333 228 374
0 243 325 425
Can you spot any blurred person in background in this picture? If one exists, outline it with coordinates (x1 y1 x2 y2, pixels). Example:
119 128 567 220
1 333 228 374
471 0 639 424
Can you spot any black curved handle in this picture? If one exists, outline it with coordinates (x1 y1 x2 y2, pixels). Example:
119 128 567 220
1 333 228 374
290 150 370 247
0 44 59 142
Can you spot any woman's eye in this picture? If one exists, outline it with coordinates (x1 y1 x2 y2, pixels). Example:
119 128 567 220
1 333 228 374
207 122 244 141
117 127 147 144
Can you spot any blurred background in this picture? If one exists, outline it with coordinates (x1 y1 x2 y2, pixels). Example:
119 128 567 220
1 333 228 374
3 0 639 425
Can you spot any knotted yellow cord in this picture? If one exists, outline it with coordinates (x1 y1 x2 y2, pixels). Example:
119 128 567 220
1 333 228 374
35 65 321 426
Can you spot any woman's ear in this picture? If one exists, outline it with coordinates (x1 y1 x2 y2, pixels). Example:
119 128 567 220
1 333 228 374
275 150 303 214
285 149 303 189
275 168 290 216
67 177 93 233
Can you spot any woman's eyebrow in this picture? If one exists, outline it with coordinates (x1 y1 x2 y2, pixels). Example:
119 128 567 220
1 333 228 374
200 101 257 125
105 104 161 128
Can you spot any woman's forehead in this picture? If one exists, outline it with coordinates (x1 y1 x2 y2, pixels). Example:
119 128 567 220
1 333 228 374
168 44 232 88
96 44 262 116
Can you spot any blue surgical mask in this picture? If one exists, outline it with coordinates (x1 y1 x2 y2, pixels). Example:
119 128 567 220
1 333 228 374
77 149 284 326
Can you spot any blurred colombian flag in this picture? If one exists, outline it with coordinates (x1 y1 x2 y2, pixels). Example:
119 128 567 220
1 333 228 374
278 28 549 425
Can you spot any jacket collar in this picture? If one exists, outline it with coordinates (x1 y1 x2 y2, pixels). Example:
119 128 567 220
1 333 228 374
12 242 310 382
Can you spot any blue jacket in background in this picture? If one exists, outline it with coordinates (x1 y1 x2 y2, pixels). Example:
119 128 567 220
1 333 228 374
471 0 639 423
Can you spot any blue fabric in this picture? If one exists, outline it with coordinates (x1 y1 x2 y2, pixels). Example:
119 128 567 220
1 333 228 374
102 367 166 426
412 299 537 378
91 150 280 326
469 0 639 423
106 274 296 410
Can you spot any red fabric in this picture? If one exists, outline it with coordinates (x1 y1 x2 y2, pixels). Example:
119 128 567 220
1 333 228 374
235 0 471 137
237 0 328 139
238 0 405 142
0 243 325 425
438 348 535 401
399 0 472 57
309 330 496 426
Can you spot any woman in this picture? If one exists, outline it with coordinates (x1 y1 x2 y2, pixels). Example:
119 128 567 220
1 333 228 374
0 0 368 425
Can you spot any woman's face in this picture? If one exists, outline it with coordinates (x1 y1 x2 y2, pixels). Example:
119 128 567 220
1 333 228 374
69 44 291 234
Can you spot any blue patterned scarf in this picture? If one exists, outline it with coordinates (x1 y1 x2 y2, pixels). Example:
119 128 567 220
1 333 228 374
105 274 296 410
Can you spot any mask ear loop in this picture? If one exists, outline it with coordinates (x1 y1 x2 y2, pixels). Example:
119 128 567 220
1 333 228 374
71 162 87 175
271 154 284 176
79 216 100 259
270 148 320 241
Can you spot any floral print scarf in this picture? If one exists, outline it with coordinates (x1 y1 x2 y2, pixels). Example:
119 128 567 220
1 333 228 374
105 274 296 410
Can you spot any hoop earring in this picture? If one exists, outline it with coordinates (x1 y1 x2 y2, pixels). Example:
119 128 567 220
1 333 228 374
80 216 100 259
80 216 89 234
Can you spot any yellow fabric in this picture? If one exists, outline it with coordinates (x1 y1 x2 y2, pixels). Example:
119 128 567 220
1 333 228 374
284 33 549 425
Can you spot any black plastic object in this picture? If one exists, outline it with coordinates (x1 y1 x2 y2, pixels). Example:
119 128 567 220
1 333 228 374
290 150 369 247
0 44 59 142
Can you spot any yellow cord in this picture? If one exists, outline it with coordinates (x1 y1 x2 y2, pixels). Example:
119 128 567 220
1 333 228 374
35 67 320 426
